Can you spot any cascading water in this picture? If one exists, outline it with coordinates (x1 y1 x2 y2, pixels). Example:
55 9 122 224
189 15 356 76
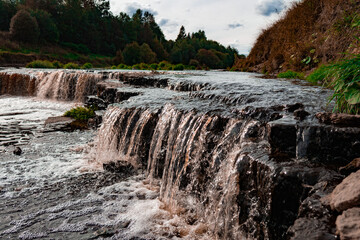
1 69 359 239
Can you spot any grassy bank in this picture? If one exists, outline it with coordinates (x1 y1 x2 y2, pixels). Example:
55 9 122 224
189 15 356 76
276 55 360 114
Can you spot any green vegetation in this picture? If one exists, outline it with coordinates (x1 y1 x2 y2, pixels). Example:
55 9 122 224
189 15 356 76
306 65 334 83
307 55 360 114
0 1 239 69
81 63 93 69
277 70 304 79
26 60 54 68
64 106 95 121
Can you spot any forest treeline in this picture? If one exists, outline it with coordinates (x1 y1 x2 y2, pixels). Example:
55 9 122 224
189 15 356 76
0 0 239 69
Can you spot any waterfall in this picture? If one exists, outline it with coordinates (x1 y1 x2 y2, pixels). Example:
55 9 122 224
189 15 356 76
90 104 285 239
0 70 103 101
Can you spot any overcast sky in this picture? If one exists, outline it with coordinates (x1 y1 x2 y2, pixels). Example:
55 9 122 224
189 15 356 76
109 0 300 54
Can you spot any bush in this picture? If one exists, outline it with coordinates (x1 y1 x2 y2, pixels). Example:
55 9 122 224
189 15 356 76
277 70 304 79
173 63 185 71
10 10 39 43
64 106 95 121
150 63 158 70
82 62 93 69
26 60 54 68
63 62 80 69
52 60 63 68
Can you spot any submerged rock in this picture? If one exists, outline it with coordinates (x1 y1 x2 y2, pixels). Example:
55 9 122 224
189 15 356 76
13 146 22 155
336 208 360 240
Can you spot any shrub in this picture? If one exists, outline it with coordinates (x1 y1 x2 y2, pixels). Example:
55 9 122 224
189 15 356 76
150 63 158 70
82 62 93 69
10 10 39 43
63 62 80 69
277 70 304 79
173 64 185 71
52 61 63 68
117 63 127 69
123 42 141 65
139 63 149 69
132 64 141 70
26 60 54 68
158 61 171 70
64 106 95 121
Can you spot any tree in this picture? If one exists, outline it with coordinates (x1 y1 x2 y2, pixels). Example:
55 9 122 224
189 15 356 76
176 25 186 41
123 42 141 65
10 10 39 43
0 0 17 31
31 10 59 43
140 43 156 63
196 49 222 69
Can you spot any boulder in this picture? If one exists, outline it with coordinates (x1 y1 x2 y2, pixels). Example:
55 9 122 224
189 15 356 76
330 170 360 212
336 208 360 240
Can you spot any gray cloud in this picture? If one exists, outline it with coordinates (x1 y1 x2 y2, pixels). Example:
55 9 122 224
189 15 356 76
125 3 158 16
256 0 285 16
158 18 179 30
228 23 244 29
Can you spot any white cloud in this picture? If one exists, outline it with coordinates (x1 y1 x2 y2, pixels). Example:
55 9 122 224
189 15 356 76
109 0 299 54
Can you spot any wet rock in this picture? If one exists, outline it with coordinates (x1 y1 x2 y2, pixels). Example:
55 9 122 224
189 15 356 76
288 218 336 240
316 112 360 127
93 227 117 238
336 208 360 240
85 96 107 110
13 146 22 155
294 109 310 121
103 161 135 174
267 120 297 158
339 158 360 176
286 103 304 112
330 170 360 212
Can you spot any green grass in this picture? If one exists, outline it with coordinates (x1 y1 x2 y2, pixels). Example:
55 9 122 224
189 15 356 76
306 65 334 83
277 70 304 79
64 106 95 121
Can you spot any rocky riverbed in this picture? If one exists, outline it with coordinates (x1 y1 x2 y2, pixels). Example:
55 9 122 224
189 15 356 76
0 69 359 239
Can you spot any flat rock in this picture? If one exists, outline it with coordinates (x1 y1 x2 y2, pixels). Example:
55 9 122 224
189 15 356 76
44 116 73 125
330 170 360 212
336 207 360 240
316 112 360 127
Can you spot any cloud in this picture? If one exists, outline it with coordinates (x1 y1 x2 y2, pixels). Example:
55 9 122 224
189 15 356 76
228 23 244 29
158 18 179 30
256 0 285 16
125 2 158 16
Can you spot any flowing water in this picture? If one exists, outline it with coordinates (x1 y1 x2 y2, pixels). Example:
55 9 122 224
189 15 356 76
0 69 358 239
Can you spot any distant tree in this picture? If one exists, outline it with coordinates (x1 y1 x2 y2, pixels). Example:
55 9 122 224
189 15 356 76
176 25 186 41
31 10 59 43
191 30 206 40
10 10 39 43
0 0 17 31
114 49 124 65
140 43 156 63
123 42 141 65
196 49 222 69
